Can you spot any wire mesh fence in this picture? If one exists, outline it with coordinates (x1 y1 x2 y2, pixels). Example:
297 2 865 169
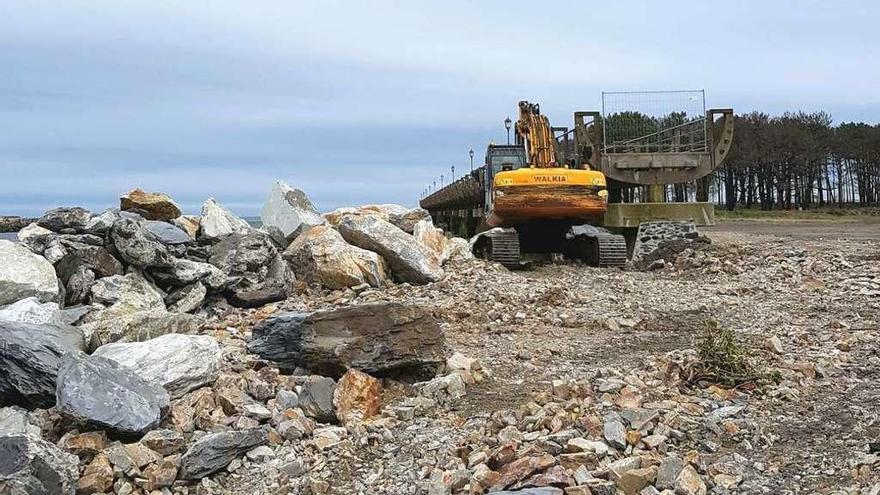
602 90 707 154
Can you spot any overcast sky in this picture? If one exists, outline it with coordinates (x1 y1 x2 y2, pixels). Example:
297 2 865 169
1 0 877 216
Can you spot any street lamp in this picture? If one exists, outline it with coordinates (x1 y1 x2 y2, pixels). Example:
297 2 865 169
440 174 444 187
504 116 512 145
451 165 455 181
469 149 474 172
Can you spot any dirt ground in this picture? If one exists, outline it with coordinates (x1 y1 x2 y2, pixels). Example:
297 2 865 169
708 217 880 241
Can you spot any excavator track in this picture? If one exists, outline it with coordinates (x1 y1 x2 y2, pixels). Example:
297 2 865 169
595 233 627 268
478 230 521 268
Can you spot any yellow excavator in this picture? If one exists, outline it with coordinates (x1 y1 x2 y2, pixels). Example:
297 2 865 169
421 93 734 268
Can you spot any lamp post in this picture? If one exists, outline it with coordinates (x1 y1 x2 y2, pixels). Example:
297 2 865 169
451 165 455 181
432 180 436 192
469 149 474 172
440 174 444 187
504 116 512 145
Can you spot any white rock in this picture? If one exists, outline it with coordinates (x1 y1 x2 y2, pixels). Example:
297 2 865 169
338 214 443 284
93 333 222 398
0 297 61 324
260 181 324 247
199 198 251 240
17 223 54 253
0 240 60 305
413 219 449 259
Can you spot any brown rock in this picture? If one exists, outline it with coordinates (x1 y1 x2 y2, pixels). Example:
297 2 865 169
333 369 382 422
141 429 185 456
492 454 557 490
617 466 657 494
120 188 182 221
674 465 707 495
144 455 180 491
173 215 200 238
124 442 163 468
76 453 114 495
516 464 572 488
558 452 599 471
58 431 107 460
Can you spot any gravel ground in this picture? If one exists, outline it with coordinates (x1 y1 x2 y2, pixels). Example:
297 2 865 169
206 223 879 494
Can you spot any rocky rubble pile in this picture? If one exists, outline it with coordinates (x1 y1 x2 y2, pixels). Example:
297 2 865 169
0 181 480 494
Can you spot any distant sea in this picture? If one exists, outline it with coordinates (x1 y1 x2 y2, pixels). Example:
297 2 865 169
0 233 17 242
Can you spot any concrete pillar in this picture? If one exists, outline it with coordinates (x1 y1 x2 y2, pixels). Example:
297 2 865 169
647 184 666 203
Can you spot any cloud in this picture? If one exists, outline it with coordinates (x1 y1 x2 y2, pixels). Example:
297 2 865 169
0 0 877 216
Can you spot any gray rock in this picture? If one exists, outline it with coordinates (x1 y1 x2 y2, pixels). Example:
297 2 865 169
89 271 164 307
150 259 220 288
247 302 445 378
208 231 290 307
275 390 299 410
0 240 60 306
0 434 79 494
37 207 91 233
54 255 97 306
0 297 60 325
144 220 192 245
80 307 196 351
655 455 683 490
0 320 85 408
298 376 337 423
110 216 175 268
260 181 324 247
178 428 268 480
83 208 120 235
0 407 41 438
93 333 221 399
16 223 54 254
55 352 170 436
199 198 251 241
603 413 627 450
338 214 443 284
166 281 206 313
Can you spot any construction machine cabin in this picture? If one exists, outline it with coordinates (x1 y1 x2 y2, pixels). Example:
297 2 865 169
420 90 734 268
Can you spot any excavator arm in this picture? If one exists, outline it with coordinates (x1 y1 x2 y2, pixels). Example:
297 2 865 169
515 101 559 168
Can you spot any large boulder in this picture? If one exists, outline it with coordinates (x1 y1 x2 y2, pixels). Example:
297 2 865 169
0 434 79 494
37 207 91 233
0 240 60 305
283 225 388 289
350 246 391 288
0 297 60 325
413 218 448 259
93 334 222 399
247 302 445 378
260 181 324 247
110 216 175 268
178 429 268 480
89 271 164 308
386 205 430 234
150 259 226 289
208 231 290 308
337 215 443 284
82 271 196 348
0 320 86 408
83 209 120 236
120 188 182 221
55 352 170 436
199 198 251 241
16 223 54 254
0 216 35 233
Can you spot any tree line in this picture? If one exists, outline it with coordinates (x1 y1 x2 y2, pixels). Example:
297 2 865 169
713 112 880 210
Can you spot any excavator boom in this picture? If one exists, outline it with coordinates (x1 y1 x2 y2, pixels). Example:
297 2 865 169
516 101 558 168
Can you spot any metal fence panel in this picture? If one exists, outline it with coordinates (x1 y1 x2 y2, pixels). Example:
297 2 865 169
602 90 707 154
